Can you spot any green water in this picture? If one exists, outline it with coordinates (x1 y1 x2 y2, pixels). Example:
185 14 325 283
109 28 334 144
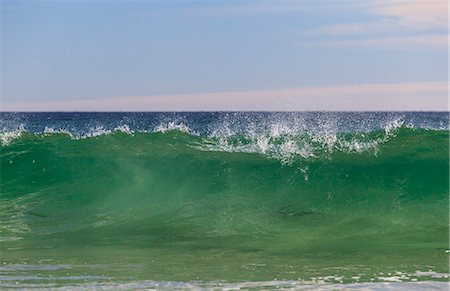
0 128 449 287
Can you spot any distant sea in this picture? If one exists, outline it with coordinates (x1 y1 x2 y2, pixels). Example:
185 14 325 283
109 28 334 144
1 112 449 290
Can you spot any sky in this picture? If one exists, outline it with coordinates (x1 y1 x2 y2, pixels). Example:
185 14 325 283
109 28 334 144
1 0 448 111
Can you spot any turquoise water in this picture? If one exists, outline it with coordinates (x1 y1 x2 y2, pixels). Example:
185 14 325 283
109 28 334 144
0 112 449 289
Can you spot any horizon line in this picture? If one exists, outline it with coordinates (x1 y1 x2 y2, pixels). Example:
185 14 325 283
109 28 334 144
2 81 448 112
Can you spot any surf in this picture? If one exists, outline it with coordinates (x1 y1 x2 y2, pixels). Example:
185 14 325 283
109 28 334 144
0 112 449 286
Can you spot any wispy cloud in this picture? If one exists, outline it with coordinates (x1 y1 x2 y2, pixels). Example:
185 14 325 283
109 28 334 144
312 0 448 48
2 82 447 112
375 0 447 30
314 34 447 49
179 0 363 17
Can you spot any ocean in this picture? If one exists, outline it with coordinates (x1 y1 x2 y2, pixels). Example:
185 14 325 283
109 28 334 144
0 112 449 290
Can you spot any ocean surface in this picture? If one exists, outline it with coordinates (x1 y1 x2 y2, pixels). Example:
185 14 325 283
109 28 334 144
0 112 449 290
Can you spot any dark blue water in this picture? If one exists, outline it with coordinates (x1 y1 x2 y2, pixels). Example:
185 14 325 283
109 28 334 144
1 112 448 137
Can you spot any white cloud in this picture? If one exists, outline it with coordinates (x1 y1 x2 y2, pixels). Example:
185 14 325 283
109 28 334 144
2 82 447 112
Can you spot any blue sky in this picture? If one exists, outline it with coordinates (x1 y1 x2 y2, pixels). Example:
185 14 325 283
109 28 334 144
1 0 448 111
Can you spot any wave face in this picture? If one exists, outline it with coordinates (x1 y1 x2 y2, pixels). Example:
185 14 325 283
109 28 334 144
0 112 449 288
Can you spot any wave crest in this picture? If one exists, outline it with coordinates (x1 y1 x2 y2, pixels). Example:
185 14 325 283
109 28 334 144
1 115 447 164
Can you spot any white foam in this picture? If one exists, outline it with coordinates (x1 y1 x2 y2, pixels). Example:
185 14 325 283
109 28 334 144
0 116 432 164
192 114 412 163
1 279 447 290
114 124 134 135
42 125 134 140
384 118 404 137
0 124 25 146
154 121 192 134
196 125 393 164
44 127 74 137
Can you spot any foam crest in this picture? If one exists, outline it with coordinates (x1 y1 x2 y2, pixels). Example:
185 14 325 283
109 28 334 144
1 124 135 145
42 124 134 139
43 127 74 137
337 138 380 154
0 124 25 146
154 121 192 134
84 124 134 138
202 127 405 163
384 118 404 136
0 114 446 164
195 117 403 163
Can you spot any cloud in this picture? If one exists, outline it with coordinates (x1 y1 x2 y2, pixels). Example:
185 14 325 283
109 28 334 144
180 1 365 17
2 82 447 112
317 22 391 36
318 0 448 36
375 0 448 30
312 0 448 49
315 34 447 49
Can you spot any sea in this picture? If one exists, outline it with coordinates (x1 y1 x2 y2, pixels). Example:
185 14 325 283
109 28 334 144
0 112 449 290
